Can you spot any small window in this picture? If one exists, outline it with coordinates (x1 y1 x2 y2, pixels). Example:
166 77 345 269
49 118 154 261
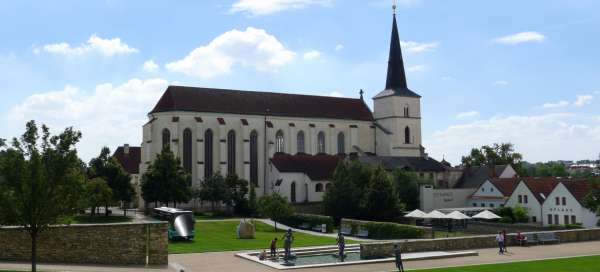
296 131 305 153
315 183 324 192
564 215 569 225
571 215 576 224
404 126 410 144
162 128 171 150
481 188 485 192
480 203 485 207
472 203 477 207
490 203 495 208
555 197 560 205
532 216 537 223
548 214 553 224
337 132 345 154
275 130 285 153
518 195 522 203
325 183 332 191
317 131 326 153
554 214 559 225
524 195 528 204
491 187 494 192
562 197 566 206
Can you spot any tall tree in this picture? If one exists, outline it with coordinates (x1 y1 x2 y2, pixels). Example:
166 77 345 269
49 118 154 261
199 172 229 212
88 147 135 215
323 160 364 222
84 177 113 216
225 174 250 215
0 121 85 272
583 179 600 223
248 182 258 216
392 169 422 211
461 143 525 175
141 147 191 207
527 162 568 177
257 193 294 230
361 165 404 221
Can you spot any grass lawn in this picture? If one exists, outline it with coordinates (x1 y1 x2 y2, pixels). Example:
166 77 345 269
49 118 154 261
415 255 600 272
70 215 132 224
169 220 356 254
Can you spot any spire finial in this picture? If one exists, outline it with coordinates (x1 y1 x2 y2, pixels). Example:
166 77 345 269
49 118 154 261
359 89 364 100
393 0 397 14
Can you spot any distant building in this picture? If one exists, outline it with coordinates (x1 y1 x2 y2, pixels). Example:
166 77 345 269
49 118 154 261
112 144 142 208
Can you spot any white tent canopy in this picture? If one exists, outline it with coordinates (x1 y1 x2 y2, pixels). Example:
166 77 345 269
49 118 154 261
445 211 471 220
424 210 447 219
472 210 501 220
405 209 428 218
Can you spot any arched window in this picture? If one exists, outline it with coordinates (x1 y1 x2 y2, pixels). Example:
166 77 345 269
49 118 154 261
337 132 345 154
404 104 409 117
275 130 285 153
404 126 410 144
325 183 332 191
250 131 259 186
162 129 171 150
317 131 326 153
183 128 192 186
204 129 213 178
315 183 323 192
290 182 296 203
296 131 305 154
227 130 236 175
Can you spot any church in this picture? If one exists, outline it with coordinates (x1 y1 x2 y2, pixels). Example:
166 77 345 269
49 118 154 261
138 12 448 205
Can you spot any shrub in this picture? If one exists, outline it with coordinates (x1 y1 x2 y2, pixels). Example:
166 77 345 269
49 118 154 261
565 223 583 229
512 206 529 223
499 216 514 224
363 222 424 239
280 213 335 233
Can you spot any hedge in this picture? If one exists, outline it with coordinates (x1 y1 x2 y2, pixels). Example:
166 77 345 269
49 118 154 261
363 222 425 239
279 213 335 233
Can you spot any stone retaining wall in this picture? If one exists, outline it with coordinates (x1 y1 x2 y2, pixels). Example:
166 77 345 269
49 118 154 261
360 228 600 259
0 222 168 265
466 221 560 234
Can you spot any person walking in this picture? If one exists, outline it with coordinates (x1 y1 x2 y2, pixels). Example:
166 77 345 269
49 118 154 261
282 229 294 260
502 230 508 253
337 232 346 262
496 231 505 255
270 237 278 258
394 244 404 272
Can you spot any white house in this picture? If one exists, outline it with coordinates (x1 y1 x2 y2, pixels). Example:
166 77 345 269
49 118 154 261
504 178 559 224
543 180 600 228
468 178 519 209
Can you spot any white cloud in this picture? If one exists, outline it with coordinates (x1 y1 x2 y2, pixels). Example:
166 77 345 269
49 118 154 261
328 91 345 97
407 64 427 72
33 34 138 57
456 111 479 119
494 80 509 86
166 27 295 78
143 59 159 72
335 44 344 51
230 0 333 16
303 50 321 60
493 31 546 45
574 95 593 107
426 113 600 164
542 100 569 109
400 41 439 54
9 78 169 161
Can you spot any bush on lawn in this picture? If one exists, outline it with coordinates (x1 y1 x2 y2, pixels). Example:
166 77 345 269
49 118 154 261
279 213 335 233
363 221 424 239
565 223 583 229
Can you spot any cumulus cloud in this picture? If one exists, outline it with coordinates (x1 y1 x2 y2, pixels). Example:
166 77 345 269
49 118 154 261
542 100 569 109
328 91 345 97
493 31 546 45
143 60 159 72
166 27 295 78
33 34 138 56
335 44 344 51
303 50 321 60
426 113 600 164
9 78 169 161
574 95 593 107
407 64 427 72
494 80 509 86
230 0 333 16
401 41 439 53
456 111 479 119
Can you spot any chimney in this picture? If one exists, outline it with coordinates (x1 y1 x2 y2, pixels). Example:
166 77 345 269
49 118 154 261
124 144 130 155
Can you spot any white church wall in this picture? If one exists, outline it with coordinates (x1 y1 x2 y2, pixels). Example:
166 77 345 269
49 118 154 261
373 95 422 157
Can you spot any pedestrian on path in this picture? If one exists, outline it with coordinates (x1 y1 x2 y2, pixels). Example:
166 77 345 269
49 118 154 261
282 229 294 260
502 230 508 253
337 232 346 262
496 231 505 255
270 238 278 258
394 244 404 272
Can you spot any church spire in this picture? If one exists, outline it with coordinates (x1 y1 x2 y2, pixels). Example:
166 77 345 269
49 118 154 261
385 12 409 92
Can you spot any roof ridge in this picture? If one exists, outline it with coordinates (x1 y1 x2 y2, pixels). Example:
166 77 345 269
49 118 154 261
167 85 363 101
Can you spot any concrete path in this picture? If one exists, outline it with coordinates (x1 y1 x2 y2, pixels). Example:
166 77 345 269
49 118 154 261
258 219 375 242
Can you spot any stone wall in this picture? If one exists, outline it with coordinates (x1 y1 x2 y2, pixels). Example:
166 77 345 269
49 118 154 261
466 221 561 234
360 228 600 259
0 222 168 265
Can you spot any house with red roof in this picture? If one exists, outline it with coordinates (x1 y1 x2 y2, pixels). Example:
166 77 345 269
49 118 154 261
505 178 560 224
112 144 142 208
543 179 600 228
468 178 519 209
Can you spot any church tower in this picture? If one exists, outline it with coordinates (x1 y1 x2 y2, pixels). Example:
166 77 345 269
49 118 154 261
373 10 423 157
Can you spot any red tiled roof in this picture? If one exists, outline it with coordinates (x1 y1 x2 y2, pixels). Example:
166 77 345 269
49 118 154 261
270 153 343 180
561 179 598 203
490 178 520 197
112 146 141 175
521 177 561 204
150 86 374 121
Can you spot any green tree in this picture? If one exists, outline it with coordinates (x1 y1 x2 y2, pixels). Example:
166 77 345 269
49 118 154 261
88 147 135 215
323 160 370 222
248 182 258 216
392 169 422 211
84 177 113 216
360 165 404 221
258 193 294 230
461 143 525 175
141 148 191 207
199 172 229 212
513 205 529 223
583 179 600 216
0 121 85 272
528 162 568 177
225 174 250 215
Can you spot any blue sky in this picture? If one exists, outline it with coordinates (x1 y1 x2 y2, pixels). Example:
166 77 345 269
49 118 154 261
1 0 600 164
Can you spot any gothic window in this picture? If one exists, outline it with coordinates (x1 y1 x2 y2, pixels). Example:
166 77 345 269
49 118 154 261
337 132 345 154
162 129 171 150
183 128 192 185
404 105 409 117
227 130 236 175
290 182 296 203
297 131 305 154
250 130 258 186
315 183 323 192
325 183 332 191
275 130 285 153
404 126 410 144
317 131 326 153
204 129 213 178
